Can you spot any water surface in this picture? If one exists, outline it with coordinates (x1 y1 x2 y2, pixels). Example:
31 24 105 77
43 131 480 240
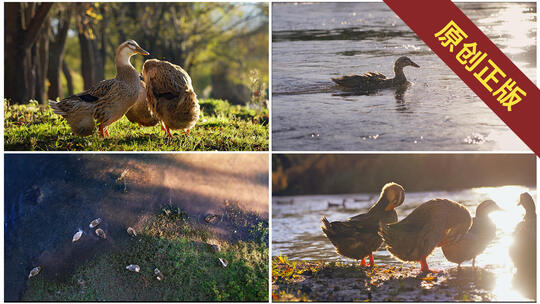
272 3 536 151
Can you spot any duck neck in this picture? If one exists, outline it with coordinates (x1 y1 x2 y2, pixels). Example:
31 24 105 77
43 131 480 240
115 54 138 82
393 66 407 84
368 196 390 215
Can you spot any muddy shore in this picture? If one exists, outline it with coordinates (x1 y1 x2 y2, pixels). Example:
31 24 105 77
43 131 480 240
272 258 534 302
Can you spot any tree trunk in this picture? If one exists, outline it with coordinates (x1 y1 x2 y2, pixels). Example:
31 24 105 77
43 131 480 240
34 28 49 103
4 3 53 104
47 6 73 100
61 59 74 96
78 32 97 90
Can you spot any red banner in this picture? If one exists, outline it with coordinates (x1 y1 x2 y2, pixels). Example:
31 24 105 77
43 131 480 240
384 0 540 156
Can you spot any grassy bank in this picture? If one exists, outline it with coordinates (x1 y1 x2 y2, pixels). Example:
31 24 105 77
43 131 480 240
272 256 504 302
22 209 268 301
4 99 268 151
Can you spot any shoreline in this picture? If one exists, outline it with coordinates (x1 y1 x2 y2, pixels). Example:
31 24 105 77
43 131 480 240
272 257 533 302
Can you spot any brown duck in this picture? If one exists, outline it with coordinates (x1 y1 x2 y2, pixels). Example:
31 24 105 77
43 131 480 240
125 79 159 127
442 200 502 268
141 59 200 137
331 56 419 91
50 40 149 137
321 182 405 267
379 199 472 272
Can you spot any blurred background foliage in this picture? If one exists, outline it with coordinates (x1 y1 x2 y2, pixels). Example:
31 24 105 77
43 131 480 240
272 154 536 195
5 2 268 105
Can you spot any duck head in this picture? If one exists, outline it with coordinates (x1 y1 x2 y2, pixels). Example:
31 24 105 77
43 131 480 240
475 200 503 217
116 40 150 66
518 192 536 216
381 182 405 211
395 56 420 70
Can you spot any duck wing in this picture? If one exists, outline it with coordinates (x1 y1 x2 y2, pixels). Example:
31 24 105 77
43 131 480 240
321 212 387 260
441 217 495 264
380 199 471 262
331 72 387 89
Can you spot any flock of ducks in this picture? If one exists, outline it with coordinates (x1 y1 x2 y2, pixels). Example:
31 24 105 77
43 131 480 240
50 40 200 138
27 213 228 281
321 182 536 273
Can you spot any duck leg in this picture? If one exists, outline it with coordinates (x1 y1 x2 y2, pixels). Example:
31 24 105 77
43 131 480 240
104 128 110 137
161 121 173 138
368 253 375 267
420 256 431 272
472 257 476 269
99 125 106 137
360 258 367 267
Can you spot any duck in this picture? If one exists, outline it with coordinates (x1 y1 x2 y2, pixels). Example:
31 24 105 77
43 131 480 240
95 228 107 239
28 266 42 278
141 59 200 137
50 40 150 137
125 79 159 127
72 229 83 243
89 218 102 229
331 56 419 91
441 200 502 268
321 182 405 267
126 264 140 272
379 199 472 272
509 192 536 272
127 227 137 237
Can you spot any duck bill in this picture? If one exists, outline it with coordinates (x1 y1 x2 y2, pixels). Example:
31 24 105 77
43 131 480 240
411 61 420 68
385 201 395 211
135 46 150 56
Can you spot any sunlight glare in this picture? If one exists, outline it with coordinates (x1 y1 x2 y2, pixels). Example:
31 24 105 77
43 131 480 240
472 185 534 301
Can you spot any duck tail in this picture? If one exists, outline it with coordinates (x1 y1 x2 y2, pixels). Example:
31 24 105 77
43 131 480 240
49 100 67 116
321 216 332 235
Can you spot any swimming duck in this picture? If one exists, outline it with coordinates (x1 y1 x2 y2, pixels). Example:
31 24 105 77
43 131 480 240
141 59 200 137
331 56 419 91
321 182 405 267
379 199 472 272
441 200 502 268
509 192 536 271
72 229 83 243
89 218 102 229
28 266 41 278
95 228 107 239
50 40 149 137
125 79 159 127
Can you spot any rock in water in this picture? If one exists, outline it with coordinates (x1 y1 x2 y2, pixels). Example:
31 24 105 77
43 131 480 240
28 266 41 278
72 230 83 243
95 228 107 239
126 264 140 272
127 227 137 237
89 218 102 228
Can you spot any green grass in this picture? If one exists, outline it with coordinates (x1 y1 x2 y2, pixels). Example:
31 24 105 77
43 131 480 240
22 210 269 301
4 99 268 151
